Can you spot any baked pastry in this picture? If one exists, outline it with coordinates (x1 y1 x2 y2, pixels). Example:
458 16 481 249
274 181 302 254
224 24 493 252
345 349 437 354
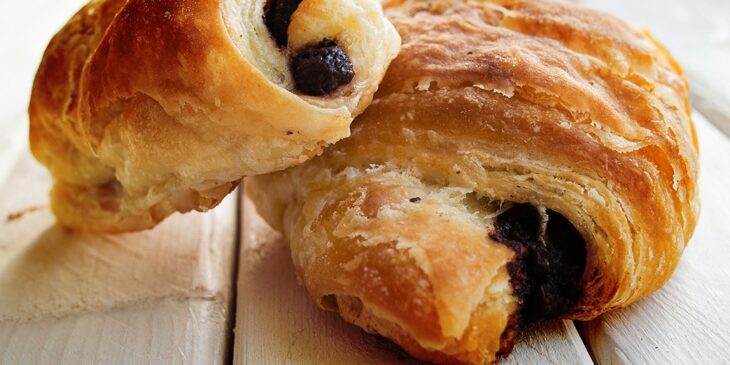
247 0 700 363
29 0 400 232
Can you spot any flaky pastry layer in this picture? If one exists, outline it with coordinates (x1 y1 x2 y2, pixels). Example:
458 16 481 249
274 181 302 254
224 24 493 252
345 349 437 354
248 0 699 363
29 0 400 231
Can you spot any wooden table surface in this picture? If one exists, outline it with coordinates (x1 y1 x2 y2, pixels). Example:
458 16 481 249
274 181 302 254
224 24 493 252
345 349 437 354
1 1 729 364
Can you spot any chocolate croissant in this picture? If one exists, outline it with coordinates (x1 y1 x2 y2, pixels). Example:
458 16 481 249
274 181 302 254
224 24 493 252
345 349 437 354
247 0 700 363
29 0 400 232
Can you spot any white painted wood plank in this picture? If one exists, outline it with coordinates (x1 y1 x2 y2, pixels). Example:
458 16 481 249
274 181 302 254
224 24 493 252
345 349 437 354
0 1 240 362
0 299 228 365
233 193 593 364
503 321 593 365
583 113 730 365
0 116 26 185
0 152 238 365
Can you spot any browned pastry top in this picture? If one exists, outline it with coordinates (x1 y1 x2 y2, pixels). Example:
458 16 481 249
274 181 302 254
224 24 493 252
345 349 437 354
373 0 699 314
247 1 699 363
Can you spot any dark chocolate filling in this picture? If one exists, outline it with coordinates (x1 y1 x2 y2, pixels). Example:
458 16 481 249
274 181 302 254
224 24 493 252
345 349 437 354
264 1 356 96
291 39 355 96
491 204 586 322
264 0 303 47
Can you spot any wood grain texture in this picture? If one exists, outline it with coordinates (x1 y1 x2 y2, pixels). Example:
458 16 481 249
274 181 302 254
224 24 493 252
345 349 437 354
0 299 229 365
0 152 238 365
233 193 593 365
583 114 730 365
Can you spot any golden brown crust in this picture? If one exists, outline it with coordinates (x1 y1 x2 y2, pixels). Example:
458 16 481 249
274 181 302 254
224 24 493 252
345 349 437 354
248 169 519 364
247 0 699 363
29 0 400 232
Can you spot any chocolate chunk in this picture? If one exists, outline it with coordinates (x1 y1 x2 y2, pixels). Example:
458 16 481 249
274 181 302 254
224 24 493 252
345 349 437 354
264 0 302 47
491 204 586 323
291 39 355 96
409 197 422 203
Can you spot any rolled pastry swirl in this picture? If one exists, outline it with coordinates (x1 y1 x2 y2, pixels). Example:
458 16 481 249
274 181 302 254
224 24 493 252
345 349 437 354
247 0 700 363
29 0 400 232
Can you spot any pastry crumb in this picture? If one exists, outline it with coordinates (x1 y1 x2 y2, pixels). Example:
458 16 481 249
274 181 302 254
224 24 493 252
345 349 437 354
6 205 46 222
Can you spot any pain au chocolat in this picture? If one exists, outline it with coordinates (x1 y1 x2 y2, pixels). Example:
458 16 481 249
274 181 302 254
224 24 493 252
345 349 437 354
29 0 400 232
247 0 699 363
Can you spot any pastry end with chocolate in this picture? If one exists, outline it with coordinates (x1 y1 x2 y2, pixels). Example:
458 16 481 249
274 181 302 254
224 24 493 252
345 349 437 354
292 40 355 96
492 204 587 340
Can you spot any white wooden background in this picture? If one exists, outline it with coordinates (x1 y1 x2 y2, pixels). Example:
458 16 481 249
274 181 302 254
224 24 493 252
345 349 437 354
1 1 729 364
